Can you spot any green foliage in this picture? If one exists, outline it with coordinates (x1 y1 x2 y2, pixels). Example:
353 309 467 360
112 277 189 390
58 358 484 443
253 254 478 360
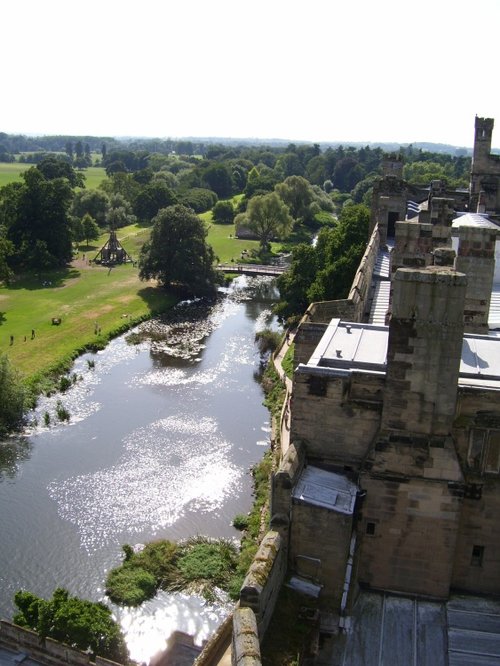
133 180 177 222
1 167 74 271
238 192 293 253
176 540 238 588
139 204 219 297
281 343 295 379
81 213 100 247
106 537 238 605
275 176 315 222
0 354 27 435
178 187 218 213
212 200 235 224
255 329 281 356
232 514 249 530
276 204 369 322
13 588 129 663
105 564 157 606
55 400 70 422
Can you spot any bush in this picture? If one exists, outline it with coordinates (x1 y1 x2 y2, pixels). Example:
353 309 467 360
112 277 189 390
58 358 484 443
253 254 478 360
0 353 27 435
255 329 281 356
178 187 218 213
105 564 157 606
212 200 235 224
233 514 249 530
13 588 128 663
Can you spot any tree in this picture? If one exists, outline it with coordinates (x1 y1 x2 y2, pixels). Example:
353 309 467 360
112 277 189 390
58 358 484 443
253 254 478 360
81 213 100 247
106 193 136 229
0 231 14 283
202 162 233 198
212 200 235 224
133 181 177 222
239 192 293 252
178 188 218 213
139 204 218 297
1 168 74 270
275 176 315 222
275 244 318 322
71 189 110 227
36 157 84 188
13 588 128 664
0 354 27 435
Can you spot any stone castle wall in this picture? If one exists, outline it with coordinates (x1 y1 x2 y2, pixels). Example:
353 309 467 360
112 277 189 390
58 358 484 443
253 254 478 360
0 621 122 666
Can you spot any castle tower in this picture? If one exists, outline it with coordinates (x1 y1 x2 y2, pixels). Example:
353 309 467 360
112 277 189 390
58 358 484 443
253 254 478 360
473 116 495 165
381 267 467 437
470 117 500 216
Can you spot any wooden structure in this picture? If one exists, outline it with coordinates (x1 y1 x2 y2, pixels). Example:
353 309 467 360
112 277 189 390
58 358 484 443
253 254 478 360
93 230 132 265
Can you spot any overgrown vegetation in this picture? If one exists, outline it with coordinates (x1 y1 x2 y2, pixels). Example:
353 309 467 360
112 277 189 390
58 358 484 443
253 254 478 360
281 343 295 380
13 588 129 664
106 536 239 606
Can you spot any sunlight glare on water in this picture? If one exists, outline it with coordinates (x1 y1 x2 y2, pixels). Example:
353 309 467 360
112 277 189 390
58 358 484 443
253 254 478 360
111 590 231 665
48 415 240 552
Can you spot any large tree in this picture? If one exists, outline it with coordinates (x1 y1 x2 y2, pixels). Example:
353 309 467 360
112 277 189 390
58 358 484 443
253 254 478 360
139 204 218 297
133 181 177 222
71 189 110 227
275 175 315 222
1 167 74 270
237 192 293 252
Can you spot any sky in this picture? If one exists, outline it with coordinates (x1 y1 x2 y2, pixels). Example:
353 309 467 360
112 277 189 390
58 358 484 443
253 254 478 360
3 0 500 148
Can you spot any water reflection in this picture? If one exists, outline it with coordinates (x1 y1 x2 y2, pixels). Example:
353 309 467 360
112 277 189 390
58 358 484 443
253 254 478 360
0 438 32 482
111 590 230 665
0 275 279 664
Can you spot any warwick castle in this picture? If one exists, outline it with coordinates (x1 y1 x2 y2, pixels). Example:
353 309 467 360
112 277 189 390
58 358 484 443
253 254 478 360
226 117 500 665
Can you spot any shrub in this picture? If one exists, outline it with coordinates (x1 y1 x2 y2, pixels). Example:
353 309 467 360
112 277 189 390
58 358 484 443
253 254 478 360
212 200 235 224
55 400 70 422
233 514 249 530
105 564 157 606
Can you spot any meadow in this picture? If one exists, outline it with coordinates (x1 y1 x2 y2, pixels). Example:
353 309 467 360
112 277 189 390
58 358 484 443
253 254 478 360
0 162 106 189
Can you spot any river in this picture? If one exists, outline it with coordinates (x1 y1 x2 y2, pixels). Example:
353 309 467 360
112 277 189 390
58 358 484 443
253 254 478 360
0 275 279 664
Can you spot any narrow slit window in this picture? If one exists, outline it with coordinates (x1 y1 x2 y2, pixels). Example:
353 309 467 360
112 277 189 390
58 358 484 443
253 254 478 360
366 522 376 536
471 545 484 567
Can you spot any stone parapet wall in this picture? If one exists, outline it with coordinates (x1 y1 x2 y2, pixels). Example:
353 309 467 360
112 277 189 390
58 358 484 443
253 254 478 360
239 531 286 637
0 621 122 666
231 608 261 666
347 225 380 321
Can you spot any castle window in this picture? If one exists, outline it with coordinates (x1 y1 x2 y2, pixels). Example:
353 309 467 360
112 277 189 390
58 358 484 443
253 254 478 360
366 522 376 536
471 545 484 567
468 429 500 474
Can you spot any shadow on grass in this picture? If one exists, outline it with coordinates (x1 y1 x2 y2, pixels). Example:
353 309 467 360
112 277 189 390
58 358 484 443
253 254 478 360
0 312 5 326
137 285 177 313
7 268 81 291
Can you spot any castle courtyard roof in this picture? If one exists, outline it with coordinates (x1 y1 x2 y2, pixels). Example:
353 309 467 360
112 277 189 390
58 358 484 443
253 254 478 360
298 318 500 390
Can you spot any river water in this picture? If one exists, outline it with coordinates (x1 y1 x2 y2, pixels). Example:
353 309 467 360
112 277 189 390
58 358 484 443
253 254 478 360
0 276 278 664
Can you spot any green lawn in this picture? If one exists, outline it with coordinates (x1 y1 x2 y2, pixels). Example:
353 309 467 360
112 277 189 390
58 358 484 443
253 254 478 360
0 163 106 190
0 162 31 186
81 166 107 189
0 225 172 379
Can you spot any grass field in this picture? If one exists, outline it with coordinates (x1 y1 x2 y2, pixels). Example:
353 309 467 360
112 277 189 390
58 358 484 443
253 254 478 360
0 163 106 189
0 162 32 187
0 225 171 379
